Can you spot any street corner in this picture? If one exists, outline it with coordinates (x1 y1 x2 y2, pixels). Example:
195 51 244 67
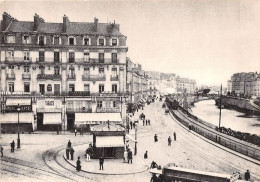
62 143 149 175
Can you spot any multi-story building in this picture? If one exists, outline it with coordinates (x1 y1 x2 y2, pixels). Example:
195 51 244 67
227 72 260 97
176 76 196 94
0 12 128 132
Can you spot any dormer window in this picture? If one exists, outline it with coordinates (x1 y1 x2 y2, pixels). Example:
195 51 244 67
83 37 90 46
6 35 15 43
23 35 31 44
112 38 117 46
39 35 45 46
69 37 75 45
98 38 104 46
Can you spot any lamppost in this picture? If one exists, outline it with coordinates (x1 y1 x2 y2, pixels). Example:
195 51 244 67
17 104 21 148
134 122 138 155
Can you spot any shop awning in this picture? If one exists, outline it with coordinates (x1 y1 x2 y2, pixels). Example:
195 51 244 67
75 113 122 125
6 98 31 106
0 113 33 123
43 113 62 124
96 136 125 148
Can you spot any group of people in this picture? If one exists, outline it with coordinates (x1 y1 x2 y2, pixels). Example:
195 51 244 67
74 128 84 137
143 119 151 126
66 140 75 160
124 145 133 164
154 132 177 145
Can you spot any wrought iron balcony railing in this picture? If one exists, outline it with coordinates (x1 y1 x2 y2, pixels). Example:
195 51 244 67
22 74 31 80
6 73 15 80
68 91 90 96
110 75 119 81
67 74 76 80
37 74 61 80
82 75 106 81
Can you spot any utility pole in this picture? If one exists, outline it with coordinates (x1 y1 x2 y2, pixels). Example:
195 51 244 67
218 84 222 128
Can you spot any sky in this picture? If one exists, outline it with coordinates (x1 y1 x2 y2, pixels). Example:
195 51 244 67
1 0 260 86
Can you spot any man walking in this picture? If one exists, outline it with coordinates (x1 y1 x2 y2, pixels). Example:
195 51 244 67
144 151 148 159
128 149 133 164
146 119 148 125
66 147 70 160
130 121 133 129
168 136 172 146
10 140 15 152
1 146 3 157
143 119 145 126
245 170 250 181
70 147 74 160
148 119 150 125
173 132 176 141
99 155 104 170
74 128 77 136
76 157 81 172
67 140 71 148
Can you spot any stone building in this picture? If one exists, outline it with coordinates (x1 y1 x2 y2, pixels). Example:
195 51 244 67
0 12 128 132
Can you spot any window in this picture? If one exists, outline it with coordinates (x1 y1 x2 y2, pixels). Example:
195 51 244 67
99 67 104 76
23 35 30 44
54 66 60 75
84 67 90 76
84 84 90 91
54 52 60 62
106 101 111 108
84 38 90 45
69 37 75 45
99 84 104 93
97 101 102 108
112 53 117 63
39 84 45 95
24 66 29 72
47 84 52 92
8 83 14 92
54 37 60 45
39 66 45 74
84 52 89 62
69 52 75 63
6 51 14 61
112 38 117 46
99 53 104 63
69 84 75 92
112 68 117 77
8 65 14 75
39 51 44 62
24 82 30 92
6 35 15 43
69 67 75 76
24 51 30 61
112 84 117 93
39 36 45 46
98 38 104 46
113 101 116 107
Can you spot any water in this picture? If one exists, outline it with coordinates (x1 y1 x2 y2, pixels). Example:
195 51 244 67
191 99 260 135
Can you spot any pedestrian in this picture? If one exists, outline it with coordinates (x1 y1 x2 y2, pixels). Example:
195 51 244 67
86 147 92 162
67 140 71 148
74 128 77 136
1 146 3 157
133 122 136 129
245 170 250 181
150 174 158 182
99 155 104 170
57 125 59 135
80 127 83 136
126 124 130 133
146 119 148 125
154 134 158 142
130 121 133 129
168 136 172 146
148 119 150 125
70 147 74 160
10 140 15 152
144 151 148 159
66 147 70 160
173 132 176 141
143 119 145 126
128 149 133 164
150 161 158 169
76 157 81 172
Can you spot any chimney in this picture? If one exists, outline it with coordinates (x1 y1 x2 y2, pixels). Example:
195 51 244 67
113 20 120 31
63 15 70 32
34 13 44 31
2 12 17 31
94 17 98 32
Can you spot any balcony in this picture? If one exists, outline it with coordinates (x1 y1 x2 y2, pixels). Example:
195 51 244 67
67 107 92 113
36 58 61 63
6 74 15 80
110 75 119 81
22 73 31 80
68 91 90 96
67 74 76 81
5 57 32 64
82 75 106 81
96 107 120 113
37 74 61 80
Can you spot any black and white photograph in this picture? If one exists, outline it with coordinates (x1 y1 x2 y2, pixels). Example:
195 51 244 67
0 0 260 181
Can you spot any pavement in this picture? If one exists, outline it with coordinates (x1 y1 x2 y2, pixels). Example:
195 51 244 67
63 143 148 175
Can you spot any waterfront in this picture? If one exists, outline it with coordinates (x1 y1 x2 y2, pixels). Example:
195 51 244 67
192 99 260 135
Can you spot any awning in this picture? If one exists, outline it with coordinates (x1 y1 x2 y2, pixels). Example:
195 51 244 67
43 113 62 124
6 98 31 106
96 136 125 148
75 113 122 125
0 113 33 123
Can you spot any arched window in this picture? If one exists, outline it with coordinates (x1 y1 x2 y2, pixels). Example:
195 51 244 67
98 37 105 46
111 37 118 46
83 36 91 46
68 36 76 45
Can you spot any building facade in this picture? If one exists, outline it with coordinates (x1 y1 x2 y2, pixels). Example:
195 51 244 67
0 12 128 132
176 76 196 94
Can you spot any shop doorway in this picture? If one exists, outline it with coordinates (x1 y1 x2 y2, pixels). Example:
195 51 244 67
105 147 115 158
67 113 75 131
37 113 43 130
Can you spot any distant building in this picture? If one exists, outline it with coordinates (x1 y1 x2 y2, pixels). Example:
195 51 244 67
176 76 196 94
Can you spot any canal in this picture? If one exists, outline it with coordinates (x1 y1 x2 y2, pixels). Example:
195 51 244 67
191 99 260 135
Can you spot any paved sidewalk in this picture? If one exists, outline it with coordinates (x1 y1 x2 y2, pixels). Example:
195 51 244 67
63 143 149 175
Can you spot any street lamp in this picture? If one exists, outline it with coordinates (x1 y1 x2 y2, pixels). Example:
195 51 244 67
134 121 139 155
17 104 21 148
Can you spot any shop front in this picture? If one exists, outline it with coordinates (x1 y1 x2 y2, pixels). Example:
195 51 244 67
0 98 34 133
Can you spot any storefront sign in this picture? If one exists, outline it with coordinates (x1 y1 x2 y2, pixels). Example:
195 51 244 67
5 105 32 112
